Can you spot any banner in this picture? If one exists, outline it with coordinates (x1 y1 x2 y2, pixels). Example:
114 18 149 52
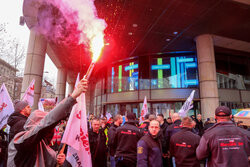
62 73 92 167
0 83 14 129
22 79 35 106
39 98 57 111
178 90 195 118
139 96 148 124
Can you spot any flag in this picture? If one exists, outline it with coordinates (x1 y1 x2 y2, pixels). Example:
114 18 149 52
22 79 35 106
139 96 148 124
38 99 45 112
0 83 14 129
178 90 195 118
61 73 92 167
106 112 112 122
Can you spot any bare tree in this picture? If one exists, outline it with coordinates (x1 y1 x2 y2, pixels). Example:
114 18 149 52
0 23 25 76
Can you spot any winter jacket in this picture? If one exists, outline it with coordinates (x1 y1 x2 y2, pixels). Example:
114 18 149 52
108 124 119 156
114 121 143 164
7 112 28 142
165 119 182 151
137 133 163 167
196 121 250 167
195 119 204 136
7 96 76 167
170 127 200 167
88 128 107 167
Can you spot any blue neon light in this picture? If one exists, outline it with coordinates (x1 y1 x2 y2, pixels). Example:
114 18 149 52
125 64 138 71
151 64 170 70
185 63 197 68
177 58 194 63
185 80 199 85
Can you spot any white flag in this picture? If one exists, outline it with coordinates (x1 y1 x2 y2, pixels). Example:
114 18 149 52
178 90 195 118
0 83 14 129
38 99 45 112
106 112 112 121
62 73 92 167
22 79 35 107
139 96 148 124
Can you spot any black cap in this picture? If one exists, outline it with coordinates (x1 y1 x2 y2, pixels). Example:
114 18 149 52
215 106 231 116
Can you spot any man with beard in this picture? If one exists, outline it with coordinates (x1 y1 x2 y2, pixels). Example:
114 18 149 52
7 100 31 142
137 119 162 167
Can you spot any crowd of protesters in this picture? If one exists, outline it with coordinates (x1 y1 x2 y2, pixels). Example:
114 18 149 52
0 78 249 167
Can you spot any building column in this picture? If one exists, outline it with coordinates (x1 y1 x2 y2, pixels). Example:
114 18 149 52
56 68 67 102
68 83 75 95
21 30 47 110
196 34 219 120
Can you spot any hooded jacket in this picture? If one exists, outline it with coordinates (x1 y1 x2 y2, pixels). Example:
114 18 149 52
196 121 250 167
7 97 76 167
7 112 28 142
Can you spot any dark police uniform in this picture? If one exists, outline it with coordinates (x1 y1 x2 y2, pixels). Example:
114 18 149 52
170 127 200 167
137 133 163 167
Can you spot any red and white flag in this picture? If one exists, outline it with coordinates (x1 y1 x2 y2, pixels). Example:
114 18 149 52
61 73 92 167
22 79 35 107
139 96 148 124
0 83 14 129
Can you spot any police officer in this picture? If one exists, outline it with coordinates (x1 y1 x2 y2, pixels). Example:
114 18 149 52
137 119 163 167
170 117 200 167
196 106 250 167
114 112 143 167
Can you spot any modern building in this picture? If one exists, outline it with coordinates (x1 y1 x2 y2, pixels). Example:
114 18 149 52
21 0 250 120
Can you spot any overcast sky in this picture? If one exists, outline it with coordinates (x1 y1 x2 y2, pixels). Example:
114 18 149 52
0 0 57 86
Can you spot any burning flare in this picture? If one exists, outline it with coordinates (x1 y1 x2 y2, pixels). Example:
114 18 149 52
90 33 105 62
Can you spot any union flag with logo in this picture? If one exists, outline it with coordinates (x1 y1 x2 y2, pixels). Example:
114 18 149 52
61 73 92 167
22 79 35 107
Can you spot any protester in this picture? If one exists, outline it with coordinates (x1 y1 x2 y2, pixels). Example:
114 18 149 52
137 119 162 167
108 114 123 167
0 124 8 167
7 100 31 142
89 118 107 167
114 112 143 167
140 114 156 135
165 113 182 149
7 78 88 167
196 106 250 167
156 114 168 166
170 117 200 167
195 114 204 136
165 113 182 166
166 117 172 125
203 117 215 132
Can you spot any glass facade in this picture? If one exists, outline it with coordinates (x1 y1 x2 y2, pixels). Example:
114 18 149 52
107 60 139 93
216 53 250 90
107 53 199 93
